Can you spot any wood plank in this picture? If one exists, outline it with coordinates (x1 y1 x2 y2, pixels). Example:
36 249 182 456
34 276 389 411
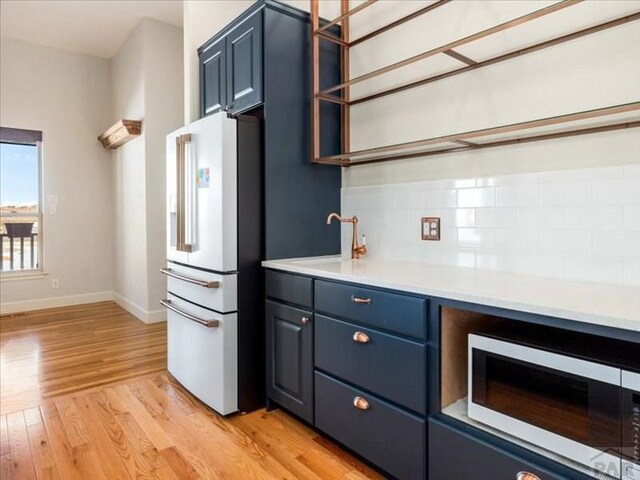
6 411 36 480
0 416 10 457
40 404 106 480
23 409 60 480
54 398 89 448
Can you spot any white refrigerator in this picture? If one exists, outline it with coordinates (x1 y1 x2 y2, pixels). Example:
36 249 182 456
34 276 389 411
162 112 263 415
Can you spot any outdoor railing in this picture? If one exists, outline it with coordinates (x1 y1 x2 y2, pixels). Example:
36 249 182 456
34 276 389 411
0 233 38 271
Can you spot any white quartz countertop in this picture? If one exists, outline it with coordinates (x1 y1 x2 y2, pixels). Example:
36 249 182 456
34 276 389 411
262 256 640 333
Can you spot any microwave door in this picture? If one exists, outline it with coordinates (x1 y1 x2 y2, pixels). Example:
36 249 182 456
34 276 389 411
622 371 640 480
468 335 622 478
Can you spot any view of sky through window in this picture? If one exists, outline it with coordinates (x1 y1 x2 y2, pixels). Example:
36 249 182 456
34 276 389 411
0 142 39 207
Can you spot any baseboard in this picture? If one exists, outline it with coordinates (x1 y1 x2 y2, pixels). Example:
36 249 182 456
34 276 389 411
112 292 167 324
0 291 114 315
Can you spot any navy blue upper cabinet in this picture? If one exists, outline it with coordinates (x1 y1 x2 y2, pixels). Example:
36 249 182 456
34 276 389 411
199 9 263 116
226 11 263 115
200 36 227 116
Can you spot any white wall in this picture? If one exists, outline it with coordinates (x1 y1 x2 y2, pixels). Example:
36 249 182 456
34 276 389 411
0 38 114 312
111 19 184 322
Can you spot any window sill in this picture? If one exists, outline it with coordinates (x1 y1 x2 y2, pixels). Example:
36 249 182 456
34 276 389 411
0 271 48 282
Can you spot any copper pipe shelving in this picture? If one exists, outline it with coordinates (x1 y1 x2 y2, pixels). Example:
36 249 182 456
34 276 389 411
310 0 640 166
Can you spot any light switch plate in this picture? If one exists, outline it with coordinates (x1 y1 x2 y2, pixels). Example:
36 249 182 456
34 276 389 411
421 217 440 241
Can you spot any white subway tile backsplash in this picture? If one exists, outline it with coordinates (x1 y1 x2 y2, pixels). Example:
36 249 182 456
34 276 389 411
592 178 640 205
518 207 565 229
593 231 640 258
540 181 591 206
457 188 494 208
565 206 623 230
623 206 640 231
457 228 495 249
495 184 539 207
475 208 518 228
341 164 640 286
539 230 591 255
423 189 457 208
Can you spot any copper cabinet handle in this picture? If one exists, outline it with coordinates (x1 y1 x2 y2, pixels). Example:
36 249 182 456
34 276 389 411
517 473 541 480
353 396 370 410
301 316 311 325
352 331 370 344
351 295 372 304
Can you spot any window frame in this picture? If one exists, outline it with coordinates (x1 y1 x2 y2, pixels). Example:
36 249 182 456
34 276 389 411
0 128 44 277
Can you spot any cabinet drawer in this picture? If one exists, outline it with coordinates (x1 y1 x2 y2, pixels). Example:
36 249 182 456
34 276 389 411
164 263 237 313
315 315 426 414
265 270 313 308
429 420 579 480
314 280 426 339
315 372 425 480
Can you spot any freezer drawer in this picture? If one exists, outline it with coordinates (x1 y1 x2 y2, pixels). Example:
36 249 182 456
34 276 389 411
165 293 238 415
164 262 237 313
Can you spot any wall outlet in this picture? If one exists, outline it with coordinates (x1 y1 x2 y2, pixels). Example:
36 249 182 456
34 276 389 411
421 217 440 241
51 279 59 289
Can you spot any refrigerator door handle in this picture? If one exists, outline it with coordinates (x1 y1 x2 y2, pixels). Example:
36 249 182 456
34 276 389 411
176 134 193 253
160 268 220 288
160 299 220 328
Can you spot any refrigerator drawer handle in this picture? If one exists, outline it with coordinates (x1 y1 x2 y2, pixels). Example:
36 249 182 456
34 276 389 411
160 299 220 328
160 268 220 288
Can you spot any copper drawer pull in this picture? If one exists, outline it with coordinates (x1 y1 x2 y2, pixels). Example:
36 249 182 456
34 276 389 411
351 295 372 305
353 396 370 410
352 331 370 344
517 473 541 480
301 316 311 325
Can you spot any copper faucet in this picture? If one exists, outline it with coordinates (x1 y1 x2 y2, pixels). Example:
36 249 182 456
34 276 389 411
326 213 367 259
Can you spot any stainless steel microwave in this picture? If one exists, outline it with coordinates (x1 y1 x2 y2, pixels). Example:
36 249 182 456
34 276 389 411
468 332 640 480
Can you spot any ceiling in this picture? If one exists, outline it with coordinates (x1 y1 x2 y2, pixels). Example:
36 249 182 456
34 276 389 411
0 0 183 59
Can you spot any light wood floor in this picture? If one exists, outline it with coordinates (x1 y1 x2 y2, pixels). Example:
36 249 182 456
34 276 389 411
1 302 167 416
0 301 382 480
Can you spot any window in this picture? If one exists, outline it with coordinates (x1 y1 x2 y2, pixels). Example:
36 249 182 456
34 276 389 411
0 127 43 273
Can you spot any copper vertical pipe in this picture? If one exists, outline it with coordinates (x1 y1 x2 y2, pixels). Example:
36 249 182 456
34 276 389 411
341 0 350 156
311 0 320 161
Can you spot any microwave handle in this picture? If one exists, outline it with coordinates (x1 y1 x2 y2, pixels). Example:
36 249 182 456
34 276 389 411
622 370 640 391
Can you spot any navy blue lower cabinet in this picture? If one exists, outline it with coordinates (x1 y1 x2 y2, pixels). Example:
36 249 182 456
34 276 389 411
266 300 313 423
428 419 591 480
314 280 427 340
265 270 313 308
315 371 426 480
315 315 427 415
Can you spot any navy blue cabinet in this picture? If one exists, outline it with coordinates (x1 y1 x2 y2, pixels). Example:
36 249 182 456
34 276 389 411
198 1 342 260
199 10 262 116
200 36 227 116
226 11 263 114
266 300 313 423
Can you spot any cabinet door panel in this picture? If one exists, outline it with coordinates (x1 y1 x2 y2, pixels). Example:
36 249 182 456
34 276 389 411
227 11 263 114
266 300 313 423
200 37 227 117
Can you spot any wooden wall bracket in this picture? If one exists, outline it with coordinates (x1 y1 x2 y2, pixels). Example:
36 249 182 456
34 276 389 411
98 119 142 150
